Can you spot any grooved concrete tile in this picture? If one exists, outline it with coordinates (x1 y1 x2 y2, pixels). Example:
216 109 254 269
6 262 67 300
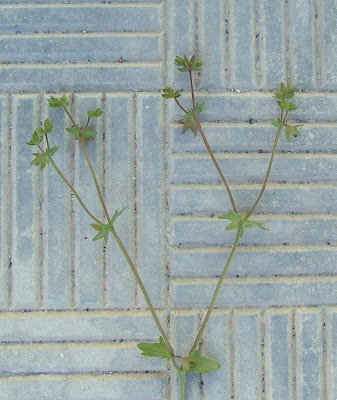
1 0 337 399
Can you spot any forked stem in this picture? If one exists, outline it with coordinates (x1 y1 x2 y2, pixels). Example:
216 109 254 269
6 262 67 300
188 226 241 356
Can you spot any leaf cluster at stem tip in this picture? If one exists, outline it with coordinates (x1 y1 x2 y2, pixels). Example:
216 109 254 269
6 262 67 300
177 101 205 136
218 210 268 237
272 83 301 142
162 86 181 99
174 54 203 72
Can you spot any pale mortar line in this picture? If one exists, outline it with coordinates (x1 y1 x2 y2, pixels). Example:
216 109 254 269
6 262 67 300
71 94 80 308
325 309 332 400
170 213 337 221
218 0 226 88
159 3 172 396
290 308 297 400
34 93 44 308
224 0 234 87
0 2 162 8
130 93 138 308
64 94 76 308
0 341 151 350
0 372 166 382
320 309 327 400
171 275 337 285
312 0 325 88
0 309 167 317
170 121 337 127
258 309 265 400
282 0 295 85
170 243 337 253
263 309 273 400
170 152 337 159
169 182 337 190
0 94 10 308
0 61 162 70
4 90 337 96
229 309 236 400
0 31 163 39
294 309 301 400
97 93 106 308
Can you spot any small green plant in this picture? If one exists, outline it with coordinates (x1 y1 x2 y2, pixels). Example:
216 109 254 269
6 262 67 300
27 55 300 399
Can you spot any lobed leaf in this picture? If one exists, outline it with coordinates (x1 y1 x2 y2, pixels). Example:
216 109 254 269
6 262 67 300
137 337 171 359
87 108 102 118
48 94 69 108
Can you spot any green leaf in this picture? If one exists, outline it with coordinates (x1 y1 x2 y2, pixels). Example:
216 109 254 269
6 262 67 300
271 118 284 128
274 83 295 100
66 125 82 140
177 118 198 136
81 127 96 141
174 54 203 72
162 86 181 99
183 349 221 374
110 208 126 225
185 101 205 121
90 221 112 244
137 337 171 359
30 145 59 170
218 210 268 237
48 94 69 108
43 118 54 134
87 108 102 118
284 123 302 142
27 130 43 146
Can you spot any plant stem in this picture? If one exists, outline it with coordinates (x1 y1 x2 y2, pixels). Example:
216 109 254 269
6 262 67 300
189 71 196 108
245 126 282 219
110 228 175 357
194 117 238 213
188 226 241 356
43 149 101 224
174 98 188 114
178 370 186 400
79 137 110 221
77 137 175 358
185 71 238 213
63 106 77 127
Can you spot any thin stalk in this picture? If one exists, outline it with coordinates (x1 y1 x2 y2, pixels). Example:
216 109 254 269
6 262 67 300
189 71 196 107
110 228 175 357
178 370 186 400
174 98 188 114
63 105 77 127
187 70 238 212
188 226 241 356
79 136 110 221
194 117 238 213
77 138 175 358
41 147 101 224
84 117 90 130
245 126 282 219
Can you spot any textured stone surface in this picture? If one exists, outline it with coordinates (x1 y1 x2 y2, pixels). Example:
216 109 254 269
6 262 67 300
0 0 336 399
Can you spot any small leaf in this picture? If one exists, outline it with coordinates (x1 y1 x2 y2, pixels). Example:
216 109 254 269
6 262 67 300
162 86 181 99
274 83 295 100
27 130 43 146
48 94 69 108
177 118 198 136
174 54 203 72
184 349 221 374
81 127 96 141
271 118 284 128
43 118 54 134
90 222 112 244
284 124 302 142
218 210 268 237
110 208 126 225
137 337 171 359
30 145 59 170
185 101 205 121
66 125 82 140
87 108 102 118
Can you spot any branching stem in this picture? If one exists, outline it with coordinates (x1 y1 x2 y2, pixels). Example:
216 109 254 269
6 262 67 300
188 225 241 355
